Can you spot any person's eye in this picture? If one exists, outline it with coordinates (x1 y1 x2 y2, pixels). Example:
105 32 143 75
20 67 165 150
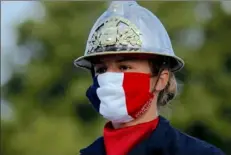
119 65 131 71
95 67 107 74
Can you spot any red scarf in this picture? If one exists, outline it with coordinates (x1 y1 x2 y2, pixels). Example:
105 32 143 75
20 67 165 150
104 117 159 155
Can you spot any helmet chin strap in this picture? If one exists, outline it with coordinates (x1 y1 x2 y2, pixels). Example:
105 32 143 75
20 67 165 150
150 61 167 94
151 68 163 94
90 66 95 78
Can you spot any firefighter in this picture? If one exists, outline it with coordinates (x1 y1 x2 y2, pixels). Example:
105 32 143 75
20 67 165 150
74 1 224 155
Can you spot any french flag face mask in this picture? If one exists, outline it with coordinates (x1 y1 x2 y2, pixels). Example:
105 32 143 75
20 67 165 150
86 72 154 123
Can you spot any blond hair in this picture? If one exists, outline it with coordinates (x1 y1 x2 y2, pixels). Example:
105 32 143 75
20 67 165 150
157 71 177 107
149 59 177 107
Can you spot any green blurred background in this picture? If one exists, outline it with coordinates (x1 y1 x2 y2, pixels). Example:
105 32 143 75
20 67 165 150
1 1 231 155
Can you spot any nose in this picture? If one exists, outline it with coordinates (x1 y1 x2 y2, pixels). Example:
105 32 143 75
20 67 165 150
106 63 120 73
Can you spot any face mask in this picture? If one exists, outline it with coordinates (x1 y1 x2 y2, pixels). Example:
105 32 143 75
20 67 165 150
86 72 154 123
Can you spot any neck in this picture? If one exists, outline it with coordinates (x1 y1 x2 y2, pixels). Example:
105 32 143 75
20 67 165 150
112 99 159 129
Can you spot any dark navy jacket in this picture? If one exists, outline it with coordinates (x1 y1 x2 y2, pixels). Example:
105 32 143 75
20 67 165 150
80 116 225 155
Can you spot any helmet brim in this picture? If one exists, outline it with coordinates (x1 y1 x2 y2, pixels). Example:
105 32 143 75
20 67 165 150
74 51 184 72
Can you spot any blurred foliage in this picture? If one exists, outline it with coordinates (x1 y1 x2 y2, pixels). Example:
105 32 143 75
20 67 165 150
1 1 231 155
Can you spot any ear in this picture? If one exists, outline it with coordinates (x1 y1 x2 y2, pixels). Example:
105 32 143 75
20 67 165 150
154 69 169 92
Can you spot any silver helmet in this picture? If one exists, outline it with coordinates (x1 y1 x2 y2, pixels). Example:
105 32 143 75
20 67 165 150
74 0 184 72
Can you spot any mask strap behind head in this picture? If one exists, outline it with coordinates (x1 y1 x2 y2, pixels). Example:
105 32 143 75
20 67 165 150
90 65 95 79
150 57 169 94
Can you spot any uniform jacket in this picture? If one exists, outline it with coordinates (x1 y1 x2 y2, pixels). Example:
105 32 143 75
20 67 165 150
80 116 225 155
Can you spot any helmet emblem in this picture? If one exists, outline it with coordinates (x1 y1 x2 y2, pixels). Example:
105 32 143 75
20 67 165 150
87 16 142 54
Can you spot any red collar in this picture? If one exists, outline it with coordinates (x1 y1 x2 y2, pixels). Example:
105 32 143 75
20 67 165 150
103 117 159 155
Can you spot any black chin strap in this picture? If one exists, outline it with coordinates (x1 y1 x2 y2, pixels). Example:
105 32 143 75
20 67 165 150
90 66 95 79
150 60 168 94
151 67 163 94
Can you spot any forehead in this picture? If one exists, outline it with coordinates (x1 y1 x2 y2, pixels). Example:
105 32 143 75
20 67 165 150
89 54 158 64
96 55 132 63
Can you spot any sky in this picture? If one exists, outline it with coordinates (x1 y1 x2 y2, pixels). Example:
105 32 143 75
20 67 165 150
1 1 44 86
1 1 44 120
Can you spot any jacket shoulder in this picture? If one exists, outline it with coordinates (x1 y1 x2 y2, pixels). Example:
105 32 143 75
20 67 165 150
173 128 225 155
147 116 225 155
79 137 105 155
